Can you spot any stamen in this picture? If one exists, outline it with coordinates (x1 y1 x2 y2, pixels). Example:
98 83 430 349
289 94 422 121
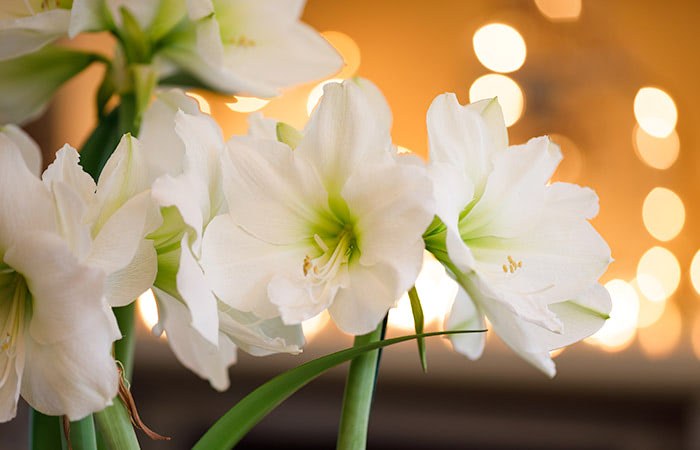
302 227 354 286
314 234 329 252
503 255 523 275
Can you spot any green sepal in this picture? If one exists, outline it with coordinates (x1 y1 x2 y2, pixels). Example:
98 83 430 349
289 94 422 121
276 122 303 150
192 329 485 450
408 286 427 372
118 7 152 64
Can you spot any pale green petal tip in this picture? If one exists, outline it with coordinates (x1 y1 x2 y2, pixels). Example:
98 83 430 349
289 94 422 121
276 122 303 150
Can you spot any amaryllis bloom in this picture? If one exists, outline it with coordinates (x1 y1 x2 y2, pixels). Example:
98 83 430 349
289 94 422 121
422 95 612 376
0 1 71 61
159 0 343 97
0 125 155 421
139 90 304 389
200 79 435 335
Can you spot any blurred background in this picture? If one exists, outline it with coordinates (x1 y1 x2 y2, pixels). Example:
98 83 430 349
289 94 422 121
2 0 700 448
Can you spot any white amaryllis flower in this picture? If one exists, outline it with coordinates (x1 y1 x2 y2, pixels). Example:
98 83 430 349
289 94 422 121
423 94 612 376
200 79 435 335
0 1 72 61
0 125 155 421
159 0 343 97
139 90 304 390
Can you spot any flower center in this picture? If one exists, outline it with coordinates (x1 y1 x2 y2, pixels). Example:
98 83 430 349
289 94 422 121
0 272 30 387
303 226 355 285
502 255 522 274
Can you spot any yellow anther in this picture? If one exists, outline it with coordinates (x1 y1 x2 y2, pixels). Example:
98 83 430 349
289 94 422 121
303 255 312 276
502 265 508 273
503 255 523 274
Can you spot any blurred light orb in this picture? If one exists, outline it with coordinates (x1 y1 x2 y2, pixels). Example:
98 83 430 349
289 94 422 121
302 310 330 341
637 247 681 301
396 145 412 154
638 301 681 359
590 280 639 350
225 96 269 113
321 31 361 78
307 78 344 116
472 24 527 73
633 126 679 170
534 0 582 21
691 250 700 295
642 187 685 241
634 87 677 138
634 280 666 328
469 74 524 126
137 289 160 333
692 315 700 360
185 92 211 114
389 252 458 330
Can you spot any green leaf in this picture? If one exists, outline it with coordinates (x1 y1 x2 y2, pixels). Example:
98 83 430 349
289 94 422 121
94 397 140 450
79 105 122 180
408 286 427 372
66 415 98 450
118 7 151 64
30 409 63 450
192 329 485 450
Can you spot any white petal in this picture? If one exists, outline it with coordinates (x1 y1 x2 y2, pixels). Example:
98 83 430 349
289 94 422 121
0 322 25 422
200 214 306 319
246 112 278 139
426 93 499 195
48 181 92 260
445 287 486 360
104 239 157 307
268 273 341 326
222 135 331 246
218 309 305 357
0 124 41 176
0 10 70 61
138 89 201 181
68 0 111 37
176 234 219 346
460 136 562 239
0 134 55 253
21 309 120 420
154 288 235 391
42 144 96 205
328 261 401 335
295 81 393 196
350 77 392 134
4 231 106 345
464 97 508 151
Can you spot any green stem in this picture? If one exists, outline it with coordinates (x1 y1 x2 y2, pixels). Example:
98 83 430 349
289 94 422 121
29 409 63 450
67 415 98 450
113 303 136 381
94 398 140 450
336 321 385 450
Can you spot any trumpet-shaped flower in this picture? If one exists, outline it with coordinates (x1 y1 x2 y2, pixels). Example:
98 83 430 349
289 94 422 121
138 90 304 389
0 0 71 61
159 0 343 97
423 95 612 376
0 125 155 421
200 79 435 335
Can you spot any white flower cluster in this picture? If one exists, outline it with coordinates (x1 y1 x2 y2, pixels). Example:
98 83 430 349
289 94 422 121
0 0 612 426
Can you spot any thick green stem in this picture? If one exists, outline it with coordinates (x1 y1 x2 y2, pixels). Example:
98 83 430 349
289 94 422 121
336 321 385 450
67 415 98 450
113 303 136 381
30 409 63 450
94 398 140 450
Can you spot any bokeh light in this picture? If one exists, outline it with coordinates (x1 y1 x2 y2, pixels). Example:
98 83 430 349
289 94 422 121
225 96 270 113
637 247 681 302
692 315 700 360
633 125 679 170
691 250 700 295
469 74 524 126
635 282 666 328
633 87 677 138
307 78 344 116
137 289 160 334
389 252 458 330
638 301 681 359
396 145 411 154
302 310 330 341
642 187 685 241
322 31 361 78
472 24 527 73
534 0 582 21
185 92 211 114
589 280 639 351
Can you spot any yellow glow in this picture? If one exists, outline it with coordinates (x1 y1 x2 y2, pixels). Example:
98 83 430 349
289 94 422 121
549 347 565 358
396 145 411 154
634 281 666 328
389 252 458 330
469 74 524 127
633 126 679 170
302 310 330 341
692 315 700 360
634 87 677 138
137 289 160 333
638 301 681 359
534 0 582 21
472 24 526 73
637 247 681 302
691 250 700 295
185 92 211 114
642 187 684 242
589 280 638 350
549 134 583 182
225 96 269 113
322 31 361 78
307 78 344 116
